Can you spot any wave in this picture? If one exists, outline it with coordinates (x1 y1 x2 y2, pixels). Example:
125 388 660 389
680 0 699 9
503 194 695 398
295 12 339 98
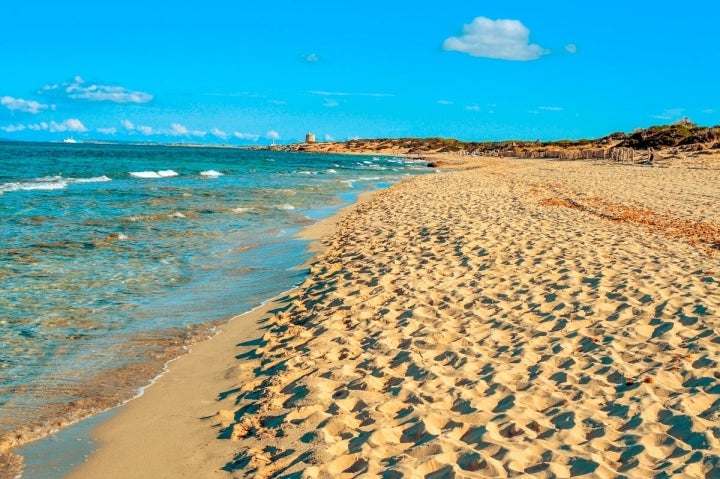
67 175 113 184
276 204 295 210
200 170 223 178
0 174 110 193
130 170 179 179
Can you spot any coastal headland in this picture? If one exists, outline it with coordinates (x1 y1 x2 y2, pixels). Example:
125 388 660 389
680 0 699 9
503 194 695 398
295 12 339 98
7 122 720 478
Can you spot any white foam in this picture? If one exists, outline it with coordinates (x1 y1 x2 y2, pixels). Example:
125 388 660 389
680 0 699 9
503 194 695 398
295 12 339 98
0 176 68 192
276 204 295 210
68 175 112 184
130 170 179 179
130 171 162 179
325 169 337 174
200 170 223 178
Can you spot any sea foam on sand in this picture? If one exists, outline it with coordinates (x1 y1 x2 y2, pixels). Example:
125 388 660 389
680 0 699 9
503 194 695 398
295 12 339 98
69 157 720 478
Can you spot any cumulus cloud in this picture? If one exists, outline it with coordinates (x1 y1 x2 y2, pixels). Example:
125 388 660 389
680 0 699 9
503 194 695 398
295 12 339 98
303 53 320 63
443 17 548 61
1 96 52 114
1 118 87 133
1 124 26 132
309 90 394 98
165 123 204 137
652 108 685 121
211 127 228 140
120 120 154 135
51 118 87 132
42 76 153 103
266 130 280 140
234 131 260 141
170 123 189 135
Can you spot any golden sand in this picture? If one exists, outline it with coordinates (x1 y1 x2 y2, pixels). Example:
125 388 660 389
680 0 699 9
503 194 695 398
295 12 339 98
69 157 720 478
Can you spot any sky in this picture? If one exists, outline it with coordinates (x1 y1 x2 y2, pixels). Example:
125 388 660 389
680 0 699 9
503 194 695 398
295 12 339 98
2 0 719 145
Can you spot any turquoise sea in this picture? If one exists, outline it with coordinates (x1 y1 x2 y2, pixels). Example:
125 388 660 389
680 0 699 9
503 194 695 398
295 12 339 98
0 141 427 449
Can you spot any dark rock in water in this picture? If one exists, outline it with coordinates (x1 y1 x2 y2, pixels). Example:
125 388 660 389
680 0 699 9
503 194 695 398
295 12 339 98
427 162 439 168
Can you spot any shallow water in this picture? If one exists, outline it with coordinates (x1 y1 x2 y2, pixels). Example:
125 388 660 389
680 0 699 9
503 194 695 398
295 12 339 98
0 141 427 449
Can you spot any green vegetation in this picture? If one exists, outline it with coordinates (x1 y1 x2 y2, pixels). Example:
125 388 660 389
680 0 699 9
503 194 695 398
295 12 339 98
286 122 720 156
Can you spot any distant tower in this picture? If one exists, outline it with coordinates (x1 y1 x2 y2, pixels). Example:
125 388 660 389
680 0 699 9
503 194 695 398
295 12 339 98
305 132 316 143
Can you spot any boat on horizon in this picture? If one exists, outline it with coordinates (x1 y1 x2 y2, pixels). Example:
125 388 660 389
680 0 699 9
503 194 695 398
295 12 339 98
62 137 77 144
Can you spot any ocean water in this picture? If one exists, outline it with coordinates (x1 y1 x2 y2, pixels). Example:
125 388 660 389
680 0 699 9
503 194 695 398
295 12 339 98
0 141 427 449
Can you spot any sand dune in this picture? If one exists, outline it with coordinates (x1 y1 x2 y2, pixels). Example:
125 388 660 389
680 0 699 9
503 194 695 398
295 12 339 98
71 157 720 478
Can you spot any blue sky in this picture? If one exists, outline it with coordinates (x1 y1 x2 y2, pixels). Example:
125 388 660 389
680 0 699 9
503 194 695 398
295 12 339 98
2 1 719 144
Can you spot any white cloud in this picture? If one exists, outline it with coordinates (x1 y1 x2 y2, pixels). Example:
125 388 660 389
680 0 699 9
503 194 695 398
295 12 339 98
121 119 135 130
443 17 548 61
652 108 685 120
465 105 481 112
137 125 154 135
324 134 335 142
539 106 563 111
304 53 320 63
1 96 52 114
170 123 189 135
3 118 87 133
266 130 280 140
702 108 716 114
309 90 394 97
43 76 153 103
97 127 117 135
565 44 578 54
234 131 260 141
49 118 87 132
211 127 228 140
190 129 206 138
324 98 339 108
1 124 26 132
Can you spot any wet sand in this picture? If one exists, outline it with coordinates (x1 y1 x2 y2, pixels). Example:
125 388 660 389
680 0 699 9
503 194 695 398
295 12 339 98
67 157 720 478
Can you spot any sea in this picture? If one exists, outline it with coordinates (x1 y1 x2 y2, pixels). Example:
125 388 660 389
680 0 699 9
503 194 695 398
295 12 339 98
0 141 428 457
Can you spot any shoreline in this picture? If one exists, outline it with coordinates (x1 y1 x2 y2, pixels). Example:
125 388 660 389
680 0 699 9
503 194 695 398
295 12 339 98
10 186 382 478
19 156 720 477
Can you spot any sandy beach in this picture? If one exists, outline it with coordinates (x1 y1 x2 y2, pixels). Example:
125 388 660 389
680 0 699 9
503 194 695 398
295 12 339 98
65 156 720 478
